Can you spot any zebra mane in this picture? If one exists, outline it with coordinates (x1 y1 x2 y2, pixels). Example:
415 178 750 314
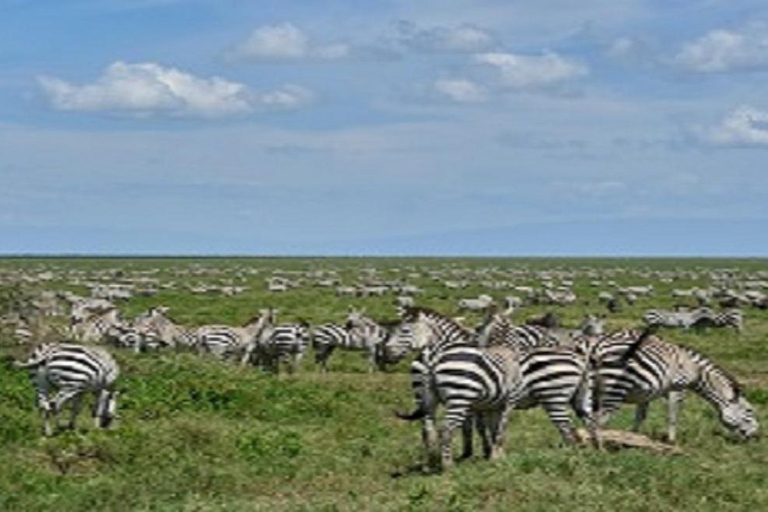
679 344 744 400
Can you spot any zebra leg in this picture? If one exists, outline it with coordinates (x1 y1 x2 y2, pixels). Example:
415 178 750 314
51 388 82 434
667 391 684 443
459 415 474 460
34 385 53 437
367 346 377 373
421 413 439 470
541 402 578 446
439 409 468 471
632 402 649 433
489 408 510 460
315 345 333 372
67 393 84 430
291 352 303 374
475 413 493 459
240 342 255 366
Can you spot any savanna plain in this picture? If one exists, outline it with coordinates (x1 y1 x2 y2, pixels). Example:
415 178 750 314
1 257 767 512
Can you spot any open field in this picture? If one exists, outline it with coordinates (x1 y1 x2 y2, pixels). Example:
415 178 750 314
1 257 767 511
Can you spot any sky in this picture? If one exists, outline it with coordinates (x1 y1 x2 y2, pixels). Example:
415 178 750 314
2 0 768 256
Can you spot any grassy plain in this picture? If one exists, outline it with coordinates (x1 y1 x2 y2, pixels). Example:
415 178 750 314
1 257 767 511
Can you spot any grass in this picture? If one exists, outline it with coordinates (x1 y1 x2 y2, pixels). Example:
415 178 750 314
0 257 767 511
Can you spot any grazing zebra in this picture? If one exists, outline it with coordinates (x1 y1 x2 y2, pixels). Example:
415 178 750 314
256 322 311 374
14 343 120 436
197 310 273 362
311 323 352 371
588 330 759 442
71 307 125 343
394 307 597 470
642 308 704 329
690 309 744 332
133 306 197 349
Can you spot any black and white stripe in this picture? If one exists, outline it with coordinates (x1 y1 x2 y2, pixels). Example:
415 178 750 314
589 330 759 442
196 310 272 362
395 307 596 470
256 323 311 374
14 343 120 436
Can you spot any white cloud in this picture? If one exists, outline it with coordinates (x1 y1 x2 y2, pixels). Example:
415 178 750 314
474 51 587 90
38 62 313 118
696 106 768 147
392 20 494 53
232 23 350 61
433 79 486 103
670 25 768 73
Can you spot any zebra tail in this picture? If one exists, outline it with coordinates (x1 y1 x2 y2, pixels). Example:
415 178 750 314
394 407 427 421
618 325 658 365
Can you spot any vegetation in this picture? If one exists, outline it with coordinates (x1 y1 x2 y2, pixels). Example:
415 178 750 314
1 257 767 511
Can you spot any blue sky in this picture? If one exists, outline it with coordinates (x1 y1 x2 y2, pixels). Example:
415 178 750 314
2 0 768 256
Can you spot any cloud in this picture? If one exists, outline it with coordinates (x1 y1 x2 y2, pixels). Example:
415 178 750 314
670 25 768 73
230 23 350 61
38 61 313 118
474 51 588 90
390 20 494 53
433 79 487 103
695 106 768 147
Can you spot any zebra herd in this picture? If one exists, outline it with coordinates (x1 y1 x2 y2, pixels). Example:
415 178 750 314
392 306 758 470
12 300 759 474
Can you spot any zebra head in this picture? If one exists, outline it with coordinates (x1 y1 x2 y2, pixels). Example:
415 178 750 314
345 306 368 330
579 314 605 336
380 323 414 363
94 388 120 429
720 395 759 440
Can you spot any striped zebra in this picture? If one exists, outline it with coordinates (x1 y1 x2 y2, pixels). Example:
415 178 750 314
690 309 744 332
312 324 351 371
197 310 273 362
394 307 597 470
71 307 125 343
133 306 197 349
255 322 311 374
14 343 120 436
474 310 560 350
312 321 388 372
588 330 759 442
642 308 708 329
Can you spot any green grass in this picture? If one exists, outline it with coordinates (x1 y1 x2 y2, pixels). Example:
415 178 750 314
1 257 767 511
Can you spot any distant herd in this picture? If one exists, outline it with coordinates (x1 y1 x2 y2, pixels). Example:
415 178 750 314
2 262 764 472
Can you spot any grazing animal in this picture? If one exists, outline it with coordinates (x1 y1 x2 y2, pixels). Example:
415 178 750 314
197 310 274 362
690 309 744 332
71 307 125 344
133 306 196 349
256 322 311 374
14 343 120 436
589 331 759 442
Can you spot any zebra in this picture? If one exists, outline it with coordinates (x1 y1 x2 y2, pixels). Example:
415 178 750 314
14 343 120 436
197 310 273 362
690 309 744 332
71 307 125 343
474 309 560 350
642 308 703 329
133 306 197 350
588 330 759 442
394 307 598 470
311 323 352 372
255 322 311 374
